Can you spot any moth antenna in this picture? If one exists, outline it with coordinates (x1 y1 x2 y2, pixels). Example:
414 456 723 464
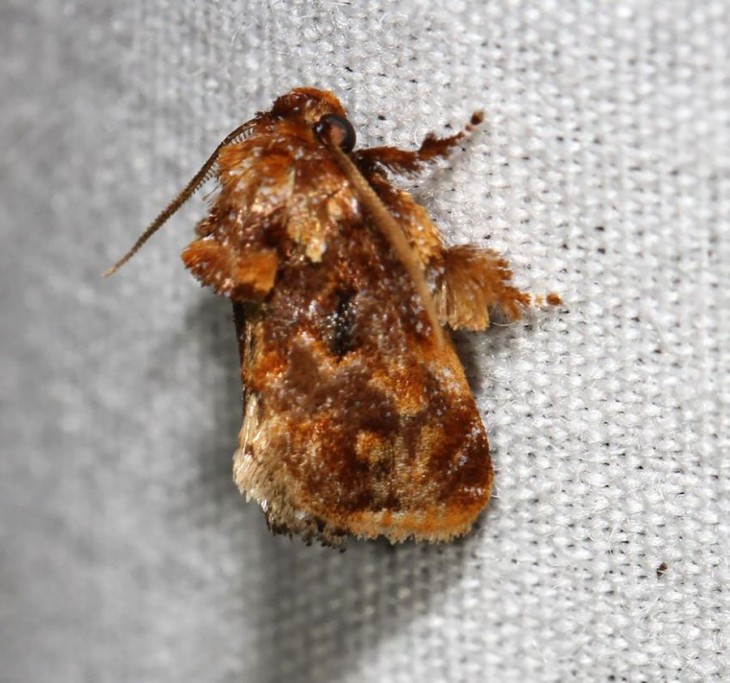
103 120 256 277
327 143 444 347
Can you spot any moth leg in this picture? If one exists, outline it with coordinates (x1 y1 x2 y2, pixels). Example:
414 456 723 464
435 245 532 331
355 112 483 177
181 239 278 301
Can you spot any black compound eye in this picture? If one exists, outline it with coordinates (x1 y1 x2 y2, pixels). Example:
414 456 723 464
314 113 357 153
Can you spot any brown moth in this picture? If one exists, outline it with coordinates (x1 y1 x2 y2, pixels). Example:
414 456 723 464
107 88 547 547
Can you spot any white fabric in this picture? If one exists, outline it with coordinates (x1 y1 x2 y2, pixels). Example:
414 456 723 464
2 1 727 681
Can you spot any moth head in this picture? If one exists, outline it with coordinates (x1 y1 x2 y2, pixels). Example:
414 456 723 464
271 88 357 153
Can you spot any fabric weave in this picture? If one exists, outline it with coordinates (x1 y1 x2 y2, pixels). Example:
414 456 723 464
1 1 727 681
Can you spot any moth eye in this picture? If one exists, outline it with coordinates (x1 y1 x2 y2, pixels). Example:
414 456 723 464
315 114 357 153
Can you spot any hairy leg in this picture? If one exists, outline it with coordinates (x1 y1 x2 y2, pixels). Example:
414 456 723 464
355 112 484 177
435 245 532 331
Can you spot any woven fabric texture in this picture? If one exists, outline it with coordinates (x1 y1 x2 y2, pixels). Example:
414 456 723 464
2 1 728 681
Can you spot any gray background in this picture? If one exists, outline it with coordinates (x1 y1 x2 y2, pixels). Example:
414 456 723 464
2 1 728 681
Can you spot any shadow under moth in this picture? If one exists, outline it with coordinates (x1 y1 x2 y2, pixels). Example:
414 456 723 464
107 88 557 547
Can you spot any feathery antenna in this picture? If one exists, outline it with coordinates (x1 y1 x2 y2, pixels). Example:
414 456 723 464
103 120 255 277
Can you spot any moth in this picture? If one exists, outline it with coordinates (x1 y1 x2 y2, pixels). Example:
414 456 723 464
107 88 545 547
